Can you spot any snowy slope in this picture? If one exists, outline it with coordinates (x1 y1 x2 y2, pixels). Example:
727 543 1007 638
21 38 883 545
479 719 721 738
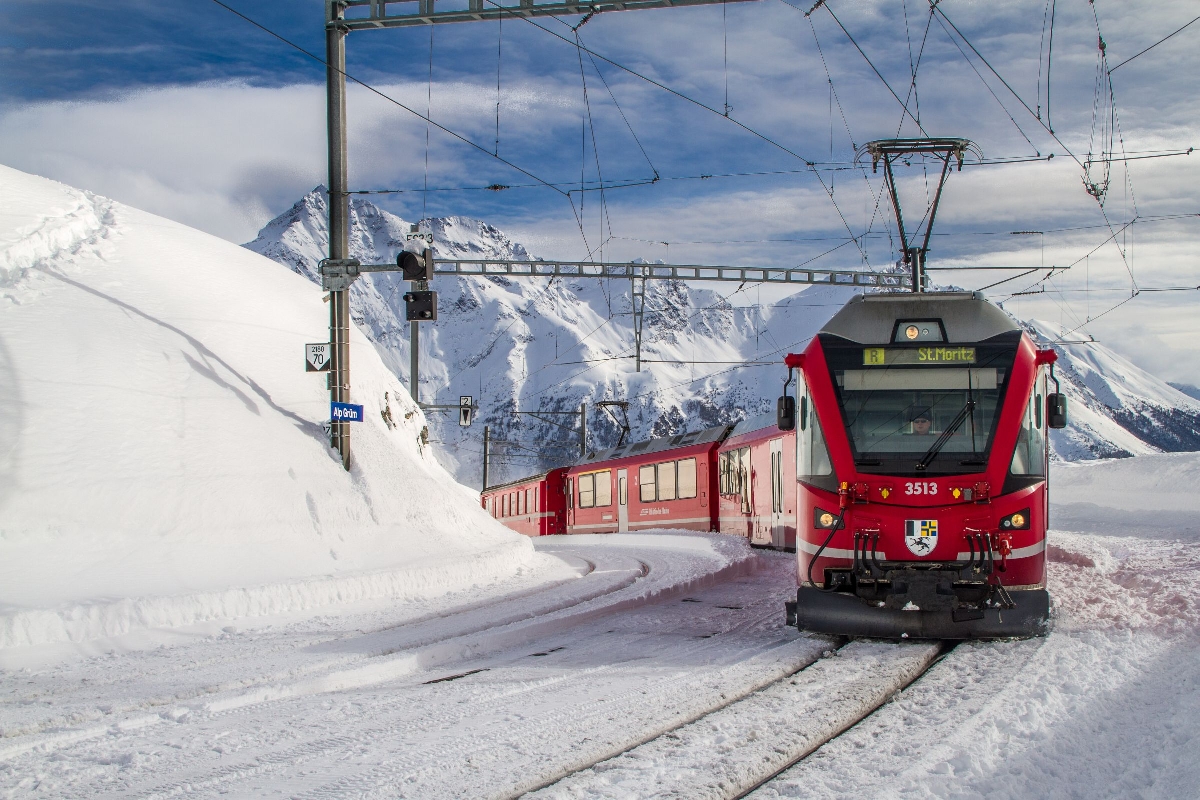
0 165 556 650
246 191 1200 480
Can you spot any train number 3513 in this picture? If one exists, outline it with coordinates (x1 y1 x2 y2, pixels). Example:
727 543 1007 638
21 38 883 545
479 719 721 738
904 481 938 496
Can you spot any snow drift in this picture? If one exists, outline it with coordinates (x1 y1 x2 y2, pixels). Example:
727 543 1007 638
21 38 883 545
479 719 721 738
0 164 550 650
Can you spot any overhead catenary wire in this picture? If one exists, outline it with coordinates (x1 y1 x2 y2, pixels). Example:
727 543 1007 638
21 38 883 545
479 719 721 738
802 0 927 136
204 0 574 203
477 0 870 264
347 150 1200 196
1108 14 1200 73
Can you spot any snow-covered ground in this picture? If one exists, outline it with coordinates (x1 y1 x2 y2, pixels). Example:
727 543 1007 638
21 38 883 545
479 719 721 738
753 452 1200 800
2 455 1198 798
2 166 1199 798
0 164 558 652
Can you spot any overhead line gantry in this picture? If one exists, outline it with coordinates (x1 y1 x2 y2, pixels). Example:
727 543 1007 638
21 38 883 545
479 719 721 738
320 0 872 469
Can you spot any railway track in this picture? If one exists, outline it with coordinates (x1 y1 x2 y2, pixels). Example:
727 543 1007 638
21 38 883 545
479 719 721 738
523 639 946 800
1 545 946 799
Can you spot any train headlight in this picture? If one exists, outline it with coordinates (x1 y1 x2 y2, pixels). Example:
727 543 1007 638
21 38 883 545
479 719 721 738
999 509 1031 530
905 325 920 340
814 508 844 530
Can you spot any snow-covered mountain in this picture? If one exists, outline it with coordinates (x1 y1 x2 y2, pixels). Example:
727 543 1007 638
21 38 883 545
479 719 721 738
244 190 1200 484
1025 321 1200 459
244 188 853 486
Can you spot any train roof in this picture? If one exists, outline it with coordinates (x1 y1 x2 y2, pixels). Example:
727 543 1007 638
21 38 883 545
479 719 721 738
821 291 1018 345
723 412 778 442
482 467 566 494
574 424 731 468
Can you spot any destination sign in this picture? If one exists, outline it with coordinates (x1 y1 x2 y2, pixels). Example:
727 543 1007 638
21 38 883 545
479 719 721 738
863 347 977 366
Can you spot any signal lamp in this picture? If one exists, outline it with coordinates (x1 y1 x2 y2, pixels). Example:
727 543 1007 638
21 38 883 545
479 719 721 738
999 509 1031 530
813 508 844 530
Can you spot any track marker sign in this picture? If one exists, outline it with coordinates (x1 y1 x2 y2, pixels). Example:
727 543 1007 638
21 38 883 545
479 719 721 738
306 343 332 372
459 396 473 427
331 402 364 422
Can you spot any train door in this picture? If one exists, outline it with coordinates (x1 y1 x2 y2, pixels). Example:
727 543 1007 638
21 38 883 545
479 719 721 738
746 447 771 546
770 437 785 547
566 476 575 530
617 468 629 531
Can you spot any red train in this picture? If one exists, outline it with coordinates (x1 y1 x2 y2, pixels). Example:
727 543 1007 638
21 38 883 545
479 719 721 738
482 421 795 543
481 291 1062 639
777 291 1062 638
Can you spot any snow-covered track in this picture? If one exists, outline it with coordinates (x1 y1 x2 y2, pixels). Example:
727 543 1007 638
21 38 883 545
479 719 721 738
0 536 750 755
527 640 943 800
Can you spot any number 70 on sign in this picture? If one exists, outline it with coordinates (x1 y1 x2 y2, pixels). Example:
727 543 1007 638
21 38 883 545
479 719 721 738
305 343 332 372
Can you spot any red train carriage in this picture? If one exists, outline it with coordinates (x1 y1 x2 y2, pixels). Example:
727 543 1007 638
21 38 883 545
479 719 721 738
481 467 569 536
717 414 797 550
564 426 728 534
777 292 1066 639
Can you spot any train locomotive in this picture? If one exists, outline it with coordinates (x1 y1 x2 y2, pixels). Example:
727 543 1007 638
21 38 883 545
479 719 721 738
777 291 1065 639
480 290 1064 640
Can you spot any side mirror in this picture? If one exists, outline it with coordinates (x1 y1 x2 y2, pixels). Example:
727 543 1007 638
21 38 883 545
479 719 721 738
1047 393 1068 429
777 395 796 431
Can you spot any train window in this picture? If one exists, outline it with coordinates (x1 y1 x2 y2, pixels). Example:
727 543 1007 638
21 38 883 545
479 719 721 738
1010 379 1047 477
619 476 628 505
595 470 612 507
502 493 509 517
658 462 677 501
718 452 733 494
729 450 748 513
639 464 656 502
824 333 1018 477
525 488 532 515
567 478 574 509
678 458 698 499
796 375 836 490
579 473 595 508
533 487 539 512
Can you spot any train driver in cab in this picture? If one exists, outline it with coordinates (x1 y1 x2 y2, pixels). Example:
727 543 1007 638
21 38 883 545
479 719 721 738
908 408 935 436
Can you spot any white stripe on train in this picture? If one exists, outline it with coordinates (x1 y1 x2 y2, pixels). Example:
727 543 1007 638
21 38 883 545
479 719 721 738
796 538 1046 561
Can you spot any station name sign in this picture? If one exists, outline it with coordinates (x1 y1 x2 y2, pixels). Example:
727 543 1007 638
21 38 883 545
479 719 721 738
863 346 977 366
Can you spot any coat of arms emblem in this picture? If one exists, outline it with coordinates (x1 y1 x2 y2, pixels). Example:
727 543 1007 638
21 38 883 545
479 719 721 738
904 519 938 556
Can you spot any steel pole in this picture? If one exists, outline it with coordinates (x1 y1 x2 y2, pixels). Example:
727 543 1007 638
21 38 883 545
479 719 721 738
579 402 587 457
327 2 351 469
409 320 419 402
482 424 490 490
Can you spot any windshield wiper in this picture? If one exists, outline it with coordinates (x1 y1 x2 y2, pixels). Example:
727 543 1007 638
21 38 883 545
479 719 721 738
917 400 976 471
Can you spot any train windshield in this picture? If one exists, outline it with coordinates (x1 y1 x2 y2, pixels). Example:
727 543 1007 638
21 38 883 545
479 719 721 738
821 333 1019 476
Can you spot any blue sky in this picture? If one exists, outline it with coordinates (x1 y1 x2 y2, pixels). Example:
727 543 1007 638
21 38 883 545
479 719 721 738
2 0 1198 381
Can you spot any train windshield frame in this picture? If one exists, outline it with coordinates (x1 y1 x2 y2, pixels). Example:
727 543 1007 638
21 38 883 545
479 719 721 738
820 331 1021 477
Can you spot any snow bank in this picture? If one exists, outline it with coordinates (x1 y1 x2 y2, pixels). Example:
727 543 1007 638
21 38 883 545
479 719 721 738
1046 452 1200 636
0 164 545 649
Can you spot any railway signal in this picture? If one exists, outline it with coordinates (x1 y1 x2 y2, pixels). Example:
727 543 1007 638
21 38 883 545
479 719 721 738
398 248 434 282
459 396 473 427
403 290 437 321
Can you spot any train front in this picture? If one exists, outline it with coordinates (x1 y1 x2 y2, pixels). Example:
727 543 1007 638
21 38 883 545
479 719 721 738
781 292 1062 639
